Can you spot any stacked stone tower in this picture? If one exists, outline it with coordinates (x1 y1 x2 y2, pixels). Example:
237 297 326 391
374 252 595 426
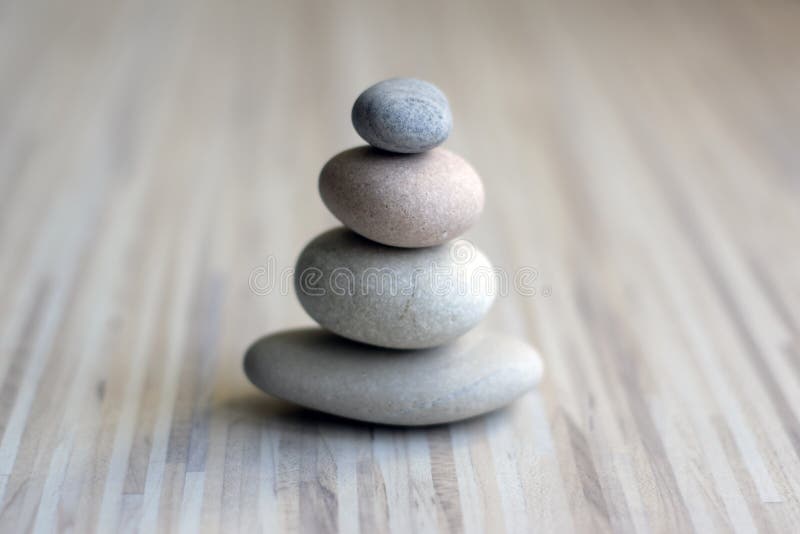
245 78 542 425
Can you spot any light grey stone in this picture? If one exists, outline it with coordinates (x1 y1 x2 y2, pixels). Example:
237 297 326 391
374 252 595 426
244 328 543 426
352 77 452 153
319 146 484 248
295 227 495 349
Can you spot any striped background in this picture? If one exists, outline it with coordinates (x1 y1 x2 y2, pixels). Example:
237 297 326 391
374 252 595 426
1 0 799 531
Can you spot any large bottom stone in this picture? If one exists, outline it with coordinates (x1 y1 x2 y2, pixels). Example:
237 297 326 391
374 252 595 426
243 328 543 426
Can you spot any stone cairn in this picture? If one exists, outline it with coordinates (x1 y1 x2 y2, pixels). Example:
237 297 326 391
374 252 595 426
245 78 543 426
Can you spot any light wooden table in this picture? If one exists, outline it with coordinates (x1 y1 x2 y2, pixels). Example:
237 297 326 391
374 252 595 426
2 0 799 531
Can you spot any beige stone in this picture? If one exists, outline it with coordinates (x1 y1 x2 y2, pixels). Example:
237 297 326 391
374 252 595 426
319 146 484 248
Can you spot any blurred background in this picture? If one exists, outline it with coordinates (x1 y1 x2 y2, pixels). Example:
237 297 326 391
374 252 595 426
1 0 799 531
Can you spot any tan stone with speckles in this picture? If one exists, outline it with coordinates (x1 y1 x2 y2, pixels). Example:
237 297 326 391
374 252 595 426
319 146 484 248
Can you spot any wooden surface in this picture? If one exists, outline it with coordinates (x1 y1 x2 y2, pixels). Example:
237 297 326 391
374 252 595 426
1 0 799 531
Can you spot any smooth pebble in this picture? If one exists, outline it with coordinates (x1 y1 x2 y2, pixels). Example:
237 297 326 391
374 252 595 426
352 77 452 153
295 227 495 349
319 146 484 248
244 328 543 425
